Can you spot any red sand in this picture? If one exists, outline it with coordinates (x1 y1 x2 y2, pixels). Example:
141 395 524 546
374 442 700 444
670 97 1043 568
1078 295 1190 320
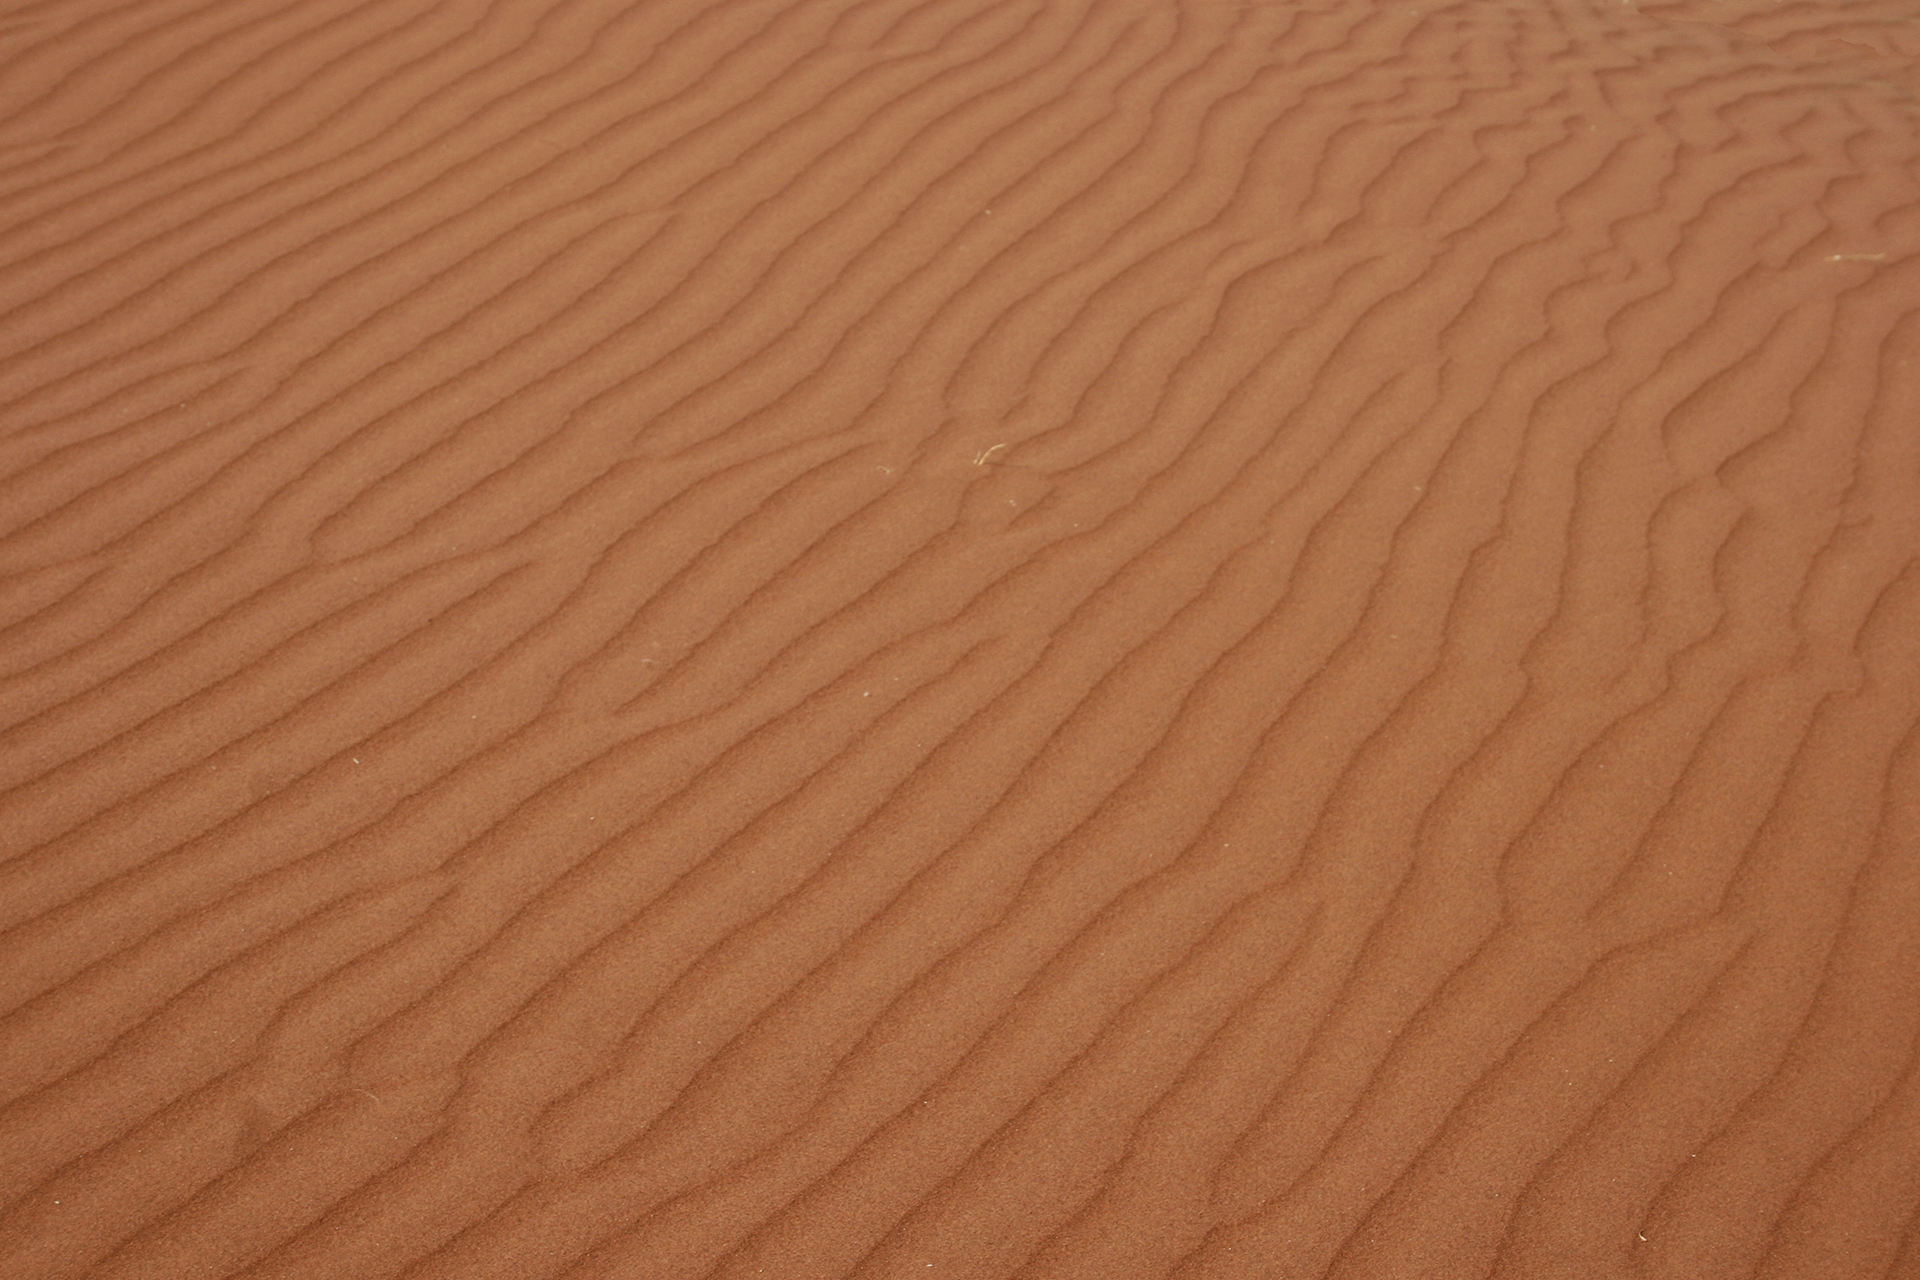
2 0 1917 1276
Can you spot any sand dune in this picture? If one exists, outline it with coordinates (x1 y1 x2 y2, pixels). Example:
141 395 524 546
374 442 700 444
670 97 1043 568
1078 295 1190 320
2 0 1917 1276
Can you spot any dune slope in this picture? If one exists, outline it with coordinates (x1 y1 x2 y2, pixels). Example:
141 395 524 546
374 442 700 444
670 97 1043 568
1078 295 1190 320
2 0 1918 1276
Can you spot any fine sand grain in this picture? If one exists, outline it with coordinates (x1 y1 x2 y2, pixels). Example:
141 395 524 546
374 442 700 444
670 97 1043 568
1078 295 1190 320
2 0 1918 1276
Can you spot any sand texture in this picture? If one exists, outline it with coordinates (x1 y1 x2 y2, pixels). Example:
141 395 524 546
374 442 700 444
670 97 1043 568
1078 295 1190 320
3 0 1919 1275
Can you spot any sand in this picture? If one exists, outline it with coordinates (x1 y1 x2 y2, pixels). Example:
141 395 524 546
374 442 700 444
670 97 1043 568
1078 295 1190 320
2 0 1917 1276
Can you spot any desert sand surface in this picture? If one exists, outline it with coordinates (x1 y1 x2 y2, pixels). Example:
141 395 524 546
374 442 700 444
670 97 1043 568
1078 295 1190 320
2 0 1918 1276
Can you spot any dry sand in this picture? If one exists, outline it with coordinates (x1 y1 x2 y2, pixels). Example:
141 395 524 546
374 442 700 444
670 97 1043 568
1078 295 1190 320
2 0 1918 1276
